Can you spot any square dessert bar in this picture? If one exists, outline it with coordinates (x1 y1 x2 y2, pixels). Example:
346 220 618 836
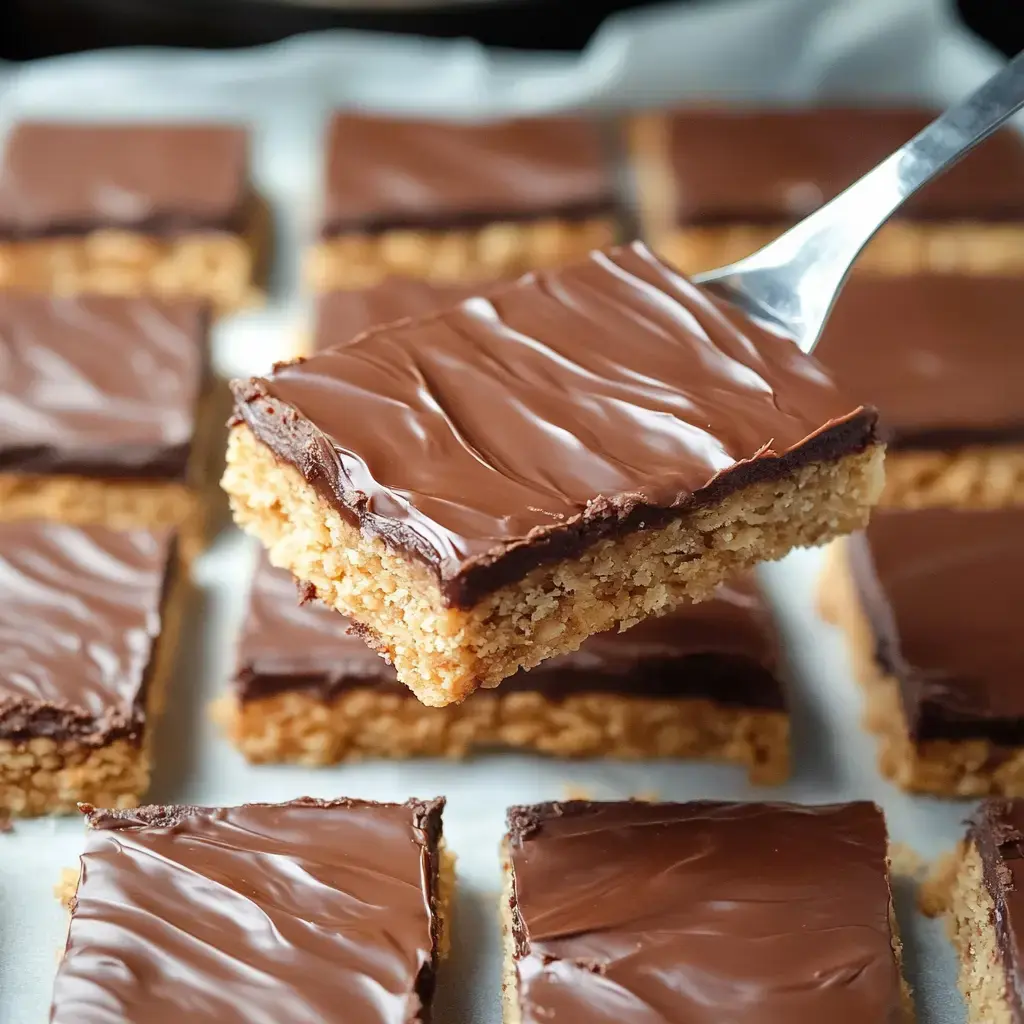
628 107 1024 275
310 277 494 354
946 800 1024 1023
225 242 884 707
0 522 181 816
52 798 449 1023
502 800 911 1023
0 293 213 559
217 554 789 782
308 112 618 291
821 507 1024 797
0 122 266 311
817 274 1024 509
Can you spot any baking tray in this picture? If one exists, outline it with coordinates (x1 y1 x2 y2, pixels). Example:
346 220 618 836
0 0 1006 1019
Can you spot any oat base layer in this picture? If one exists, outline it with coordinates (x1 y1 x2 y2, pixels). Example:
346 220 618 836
821 540 1024 797
947 842 1018 1024
225 423 884 705
880 446 1024 510
307 217 617 291
214 689 790 784
0 198 269 312
0 572 186 816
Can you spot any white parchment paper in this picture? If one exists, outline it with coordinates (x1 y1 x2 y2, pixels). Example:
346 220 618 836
0 1 1005 1019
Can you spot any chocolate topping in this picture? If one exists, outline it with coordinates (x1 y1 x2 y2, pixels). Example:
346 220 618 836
0 293 207 479
849 508 1024 743
817 275 1024 449
232 242 878 608
0 122 250 238
506 799 901 1023
51 797 444 1024
663 107 1024 225
321 113 616 236
0 522 175 743
315 279 506 351
235 553 783 708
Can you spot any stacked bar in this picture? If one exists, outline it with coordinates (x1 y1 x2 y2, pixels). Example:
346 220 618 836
217 554 789 782
821 506 1024 797
816 274 1024 509
51 798 449 1023
225 242 883 707
0 522 182 815
502 799 911 1022
0 292 216 560
307 113 619 291
0 123 266 311
627 107 1024 276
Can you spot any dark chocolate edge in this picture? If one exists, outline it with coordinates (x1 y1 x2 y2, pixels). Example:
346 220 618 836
968 801 1024 1023
847 528 1024 746
78 795 446 1024
0 530 179 745
231 373 880 610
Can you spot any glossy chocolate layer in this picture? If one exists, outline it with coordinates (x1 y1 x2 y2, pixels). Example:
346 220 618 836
968 799 1024 1022
817 275 1024 449
232 242 878 608
849 508 1024 743
0 522 174 743
0 293 207 479
321 113 615 235
236 554 783 708
315 279 495 351
662 108 1024 224
506 799 901 1024
0 122 250 238
51 798 444 1024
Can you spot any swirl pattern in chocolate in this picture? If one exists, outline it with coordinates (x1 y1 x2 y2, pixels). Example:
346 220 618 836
849 507 1024 744
236 554 782 709
51 798 445 1024
0 522 174 742
816 274 1024 449
0 123 250 238
322 113 616 234
664 108 1024 224
507 800 902 1024
232 242 877 606
0 293 206 478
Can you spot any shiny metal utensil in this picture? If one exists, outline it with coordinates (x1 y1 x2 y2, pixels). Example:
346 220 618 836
695 49 1024 354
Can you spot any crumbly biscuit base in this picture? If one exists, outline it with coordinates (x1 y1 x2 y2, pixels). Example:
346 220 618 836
213 689 790 784
880 446 1024 510
627 112 1024 277
820 539 1024 797
0 384 229 564
306 217 618 291
0 196 269 313
947 841 1018 1024
0 570 186 816
224 422 884 706
499 838 912 1023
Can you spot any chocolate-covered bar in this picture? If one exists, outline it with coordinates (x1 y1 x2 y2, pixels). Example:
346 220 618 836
51 797 449 1022
817 274 1024 509
821 507 1024 796
947 800 1024 1022
0 293 213 559
225 241 883 707
312 278 493 354
0 522 180 816
628 107 1024 275
502 800 911 1023
0 123 266 311
215 553 789 781
308 112 618 291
